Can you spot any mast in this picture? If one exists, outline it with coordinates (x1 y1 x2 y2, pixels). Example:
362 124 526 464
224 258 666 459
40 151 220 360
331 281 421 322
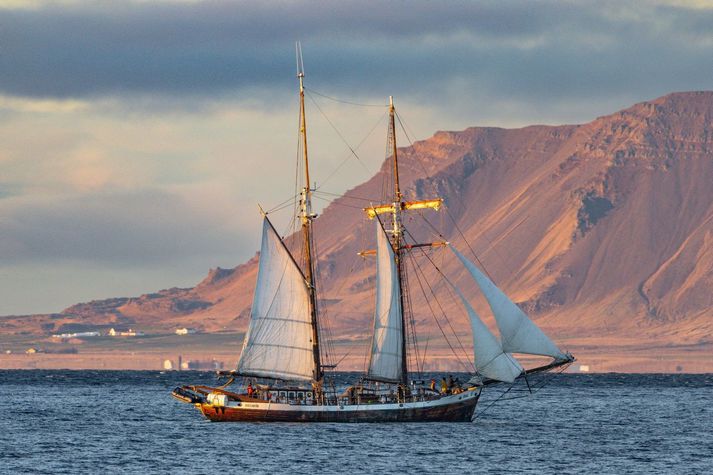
361 97 443 385
296 42 322 383
390 96 402 202
388 96 408 386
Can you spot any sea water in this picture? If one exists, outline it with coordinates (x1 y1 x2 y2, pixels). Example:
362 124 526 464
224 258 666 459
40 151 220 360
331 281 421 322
0 371 711 474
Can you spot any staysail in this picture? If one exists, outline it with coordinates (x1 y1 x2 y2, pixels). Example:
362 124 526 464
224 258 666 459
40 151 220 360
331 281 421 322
367 221 403 383
450 246 567 360
451 284 523 383
236 217 315 381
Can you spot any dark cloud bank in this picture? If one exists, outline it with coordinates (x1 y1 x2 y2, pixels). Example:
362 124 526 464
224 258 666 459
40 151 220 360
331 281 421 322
1 0 711 106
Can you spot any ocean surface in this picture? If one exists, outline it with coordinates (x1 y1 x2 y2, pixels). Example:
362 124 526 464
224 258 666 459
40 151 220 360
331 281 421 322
0 371 711 474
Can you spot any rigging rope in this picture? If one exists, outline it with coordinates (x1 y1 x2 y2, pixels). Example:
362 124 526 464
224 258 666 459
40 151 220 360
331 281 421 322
408 250 472 373
474 364 571 418
312 190 377 202
474 385 515 419
305 91 373 178
314 219 370 372
395 110 430 178
305 87 389 108
442 203 498 283
311 230 337 370
312 194 365 210
392 108 498 283
266 193 301 214
360 219 374 374
400 248 422 375
315 110 386 189
403 227 474 372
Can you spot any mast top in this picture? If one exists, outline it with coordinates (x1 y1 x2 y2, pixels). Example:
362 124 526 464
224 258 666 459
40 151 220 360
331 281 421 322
296 41 305 79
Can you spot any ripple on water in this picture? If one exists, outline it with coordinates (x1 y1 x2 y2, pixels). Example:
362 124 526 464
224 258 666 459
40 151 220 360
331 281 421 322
1 371 712 474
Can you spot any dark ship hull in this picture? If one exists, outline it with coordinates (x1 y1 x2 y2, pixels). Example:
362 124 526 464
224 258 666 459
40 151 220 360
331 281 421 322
194 388 480 423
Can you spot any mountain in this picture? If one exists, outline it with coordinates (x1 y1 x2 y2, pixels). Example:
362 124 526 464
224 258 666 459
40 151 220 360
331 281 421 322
3 91 712 370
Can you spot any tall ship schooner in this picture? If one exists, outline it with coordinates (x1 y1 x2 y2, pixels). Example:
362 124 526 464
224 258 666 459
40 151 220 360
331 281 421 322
172 47 574 422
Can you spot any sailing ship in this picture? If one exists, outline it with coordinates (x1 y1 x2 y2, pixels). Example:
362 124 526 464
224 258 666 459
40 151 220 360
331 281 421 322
172 46 574 422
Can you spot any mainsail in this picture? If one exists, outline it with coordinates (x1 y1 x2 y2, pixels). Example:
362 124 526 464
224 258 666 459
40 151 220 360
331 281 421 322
367 221 404 383
450 246 567 361
236 217 315 381
451 284 523 383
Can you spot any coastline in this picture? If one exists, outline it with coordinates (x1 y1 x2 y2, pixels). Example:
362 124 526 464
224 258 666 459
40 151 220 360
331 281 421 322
2 343 711 373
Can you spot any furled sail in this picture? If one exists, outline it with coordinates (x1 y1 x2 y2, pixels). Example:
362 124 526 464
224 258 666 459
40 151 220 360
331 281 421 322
450 246 567 360
451 284 523 383
237 217 315 381
367 221 403 383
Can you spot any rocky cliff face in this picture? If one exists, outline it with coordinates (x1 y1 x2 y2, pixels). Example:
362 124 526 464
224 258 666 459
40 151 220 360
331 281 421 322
4 91 712 351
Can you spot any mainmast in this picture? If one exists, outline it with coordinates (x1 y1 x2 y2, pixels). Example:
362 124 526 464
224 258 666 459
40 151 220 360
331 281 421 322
296 43 322 383
362 97 445 386
388 96 409 387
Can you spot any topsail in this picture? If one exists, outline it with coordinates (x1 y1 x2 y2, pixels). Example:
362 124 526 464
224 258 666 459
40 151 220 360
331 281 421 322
450 246 567 361
366 221 404 383
236 217 315 381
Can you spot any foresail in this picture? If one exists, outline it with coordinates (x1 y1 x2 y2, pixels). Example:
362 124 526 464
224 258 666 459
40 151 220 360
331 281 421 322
450 246 567 360
451 284 523 383
237 217 314 381
367 221 403 383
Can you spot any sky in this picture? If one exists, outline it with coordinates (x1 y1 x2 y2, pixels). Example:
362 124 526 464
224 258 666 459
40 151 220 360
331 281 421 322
1 0 711 315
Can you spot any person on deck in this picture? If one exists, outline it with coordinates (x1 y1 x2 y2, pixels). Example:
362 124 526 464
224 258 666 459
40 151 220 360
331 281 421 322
447 375 454 390
247 383 254 397
440 378 448 394
430 379 436 392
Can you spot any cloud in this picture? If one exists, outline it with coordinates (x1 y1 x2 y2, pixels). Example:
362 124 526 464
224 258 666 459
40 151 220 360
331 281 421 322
0 95 89 113
0 93 390 264
0 0 710 109
0 189 241 266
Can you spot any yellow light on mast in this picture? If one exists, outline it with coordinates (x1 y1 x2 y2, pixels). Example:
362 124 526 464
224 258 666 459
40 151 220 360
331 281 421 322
403 198 443 213
364 198 443 219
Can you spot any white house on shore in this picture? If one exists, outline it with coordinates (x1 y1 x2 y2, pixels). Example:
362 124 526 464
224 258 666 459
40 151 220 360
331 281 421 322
52 331 101 339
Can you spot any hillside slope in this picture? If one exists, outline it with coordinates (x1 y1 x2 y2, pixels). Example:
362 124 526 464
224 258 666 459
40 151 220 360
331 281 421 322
3 92 712 368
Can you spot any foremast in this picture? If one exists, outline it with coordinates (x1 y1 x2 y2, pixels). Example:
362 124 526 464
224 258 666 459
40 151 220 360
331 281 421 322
297 43 323 384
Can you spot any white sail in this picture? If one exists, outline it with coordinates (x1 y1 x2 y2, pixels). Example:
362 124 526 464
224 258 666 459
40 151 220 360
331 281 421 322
237 217 315 381
450 246 567 360
367 221 403 383
451 284 523 383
